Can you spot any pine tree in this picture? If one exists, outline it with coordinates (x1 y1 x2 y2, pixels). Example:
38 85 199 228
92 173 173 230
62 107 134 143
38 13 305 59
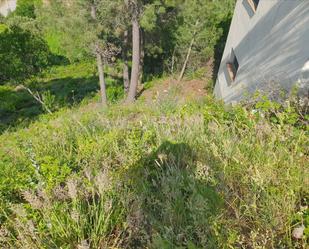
39 0 120 106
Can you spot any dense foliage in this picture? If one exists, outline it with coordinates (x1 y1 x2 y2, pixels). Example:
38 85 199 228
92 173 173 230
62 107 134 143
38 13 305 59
0 0 235 103
0 25 50 84
14 0 40 18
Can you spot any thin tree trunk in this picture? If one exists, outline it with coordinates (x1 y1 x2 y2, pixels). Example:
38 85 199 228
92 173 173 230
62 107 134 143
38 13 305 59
91 4 107 105
178 20 199 83
126 15 140 103
177 36 195 83
96 51 107 106
138 29 144 86
123 30 130 93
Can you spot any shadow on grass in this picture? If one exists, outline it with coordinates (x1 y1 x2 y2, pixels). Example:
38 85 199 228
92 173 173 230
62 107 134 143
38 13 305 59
125 141 223 248
0 74 123 134
37 75 99 106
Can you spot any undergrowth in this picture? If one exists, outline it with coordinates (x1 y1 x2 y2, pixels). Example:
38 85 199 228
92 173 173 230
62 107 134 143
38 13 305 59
0 78 308 248
0 61 124 134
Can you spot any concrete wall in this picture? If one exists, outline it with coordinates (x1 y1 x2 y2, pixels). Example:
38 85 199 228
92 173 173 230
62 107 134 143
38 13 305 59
0 0 16 17
214 0 309 103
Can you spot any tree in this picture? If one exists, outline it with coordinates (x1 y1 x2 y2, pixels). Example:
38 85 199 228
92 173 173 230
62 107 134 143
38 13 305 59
125 0 178 102
90 2 107 106
96 0 131 93
122 30 130 93
126 0 141 103
140 0 180 79
37 0 234 104
0 25 50 84
96 0 144 102
38 0 119 106
174 0 235 80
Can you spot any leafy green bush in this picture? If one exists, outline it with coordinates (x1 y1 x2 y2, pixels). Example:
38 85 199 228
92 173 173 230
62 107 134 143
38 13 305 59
14 0 41 19
0 26 50 84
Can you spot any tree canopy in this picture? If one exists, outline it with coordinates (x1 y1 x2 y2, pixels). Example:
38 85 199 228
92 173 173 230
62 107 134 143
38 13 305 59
0 0 235 102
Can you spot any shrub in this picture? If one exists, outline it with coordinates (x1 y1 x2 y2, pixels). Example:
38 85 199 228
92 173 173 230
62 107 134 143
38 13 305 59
0 26 50 84
14 0 41 19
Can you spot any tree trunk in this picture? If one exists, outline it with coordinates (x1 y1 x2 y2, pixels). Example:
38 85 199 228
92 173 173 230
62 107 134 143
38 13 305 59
177 36 195 83
178 20 199 83
170 48 176 75
91 3 107 106
123 30 130 93
138 28 144 86
96 51 107 106
126 15 140 103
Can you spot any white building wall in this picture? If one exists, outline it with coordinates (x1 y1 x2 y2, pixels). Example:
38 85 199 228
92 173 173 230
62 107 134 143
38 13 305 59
0 0 17 17
214 0 309 103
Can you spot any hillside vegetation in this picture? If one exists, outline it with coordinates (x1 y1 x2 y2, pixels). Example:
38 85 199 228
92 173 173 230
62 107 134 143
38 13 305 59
0 63 308 248
0 62 124 133
0 0 308 248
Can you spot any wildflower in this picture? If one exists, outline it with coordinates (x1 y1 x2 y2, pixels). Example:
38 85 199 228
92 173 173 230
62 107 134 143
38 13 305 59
251 109 258 114
47 221 52 229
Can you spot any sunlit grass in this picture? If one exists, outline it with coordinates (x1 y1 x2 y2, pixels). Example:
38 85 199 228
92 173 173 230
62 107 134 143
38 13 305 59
0 90 307 248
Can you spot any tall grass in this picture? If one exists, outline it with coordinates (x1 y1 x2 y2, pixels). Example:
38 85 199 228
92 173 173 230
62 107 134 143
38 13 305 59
0 93 308 248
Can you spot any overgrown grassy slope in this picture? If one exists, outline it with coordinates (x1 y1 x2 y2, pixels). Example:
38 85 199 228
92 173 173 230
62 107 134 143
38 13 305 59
0 65 308 248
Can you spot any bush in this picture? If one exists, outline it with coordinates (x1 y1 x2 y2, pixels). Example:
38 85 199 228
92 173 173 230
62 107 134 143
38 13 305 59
0 26 50 84
14 0 40 19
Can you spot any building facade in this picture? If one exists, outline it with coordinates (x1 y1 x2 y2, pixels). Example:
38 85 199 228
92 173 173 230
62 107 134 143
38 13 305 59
214 0 309 103
0 0 16 17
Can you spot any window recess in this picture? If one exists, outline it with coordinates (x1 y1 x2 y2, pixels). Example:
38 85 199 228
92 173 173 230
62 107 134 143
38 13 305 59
226 49 239 82
247 0 260 12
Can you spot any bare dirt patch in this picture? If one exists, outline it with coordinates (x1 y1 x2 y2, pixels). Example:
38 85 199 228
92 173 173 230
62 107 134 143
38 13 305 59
139 77 209 103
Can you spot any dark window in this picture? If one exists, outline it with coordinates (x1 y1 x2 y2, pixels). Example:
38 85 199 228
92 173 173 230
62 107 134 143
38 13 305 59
253 0 260 7
226 49 239 82
247 0 260 12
